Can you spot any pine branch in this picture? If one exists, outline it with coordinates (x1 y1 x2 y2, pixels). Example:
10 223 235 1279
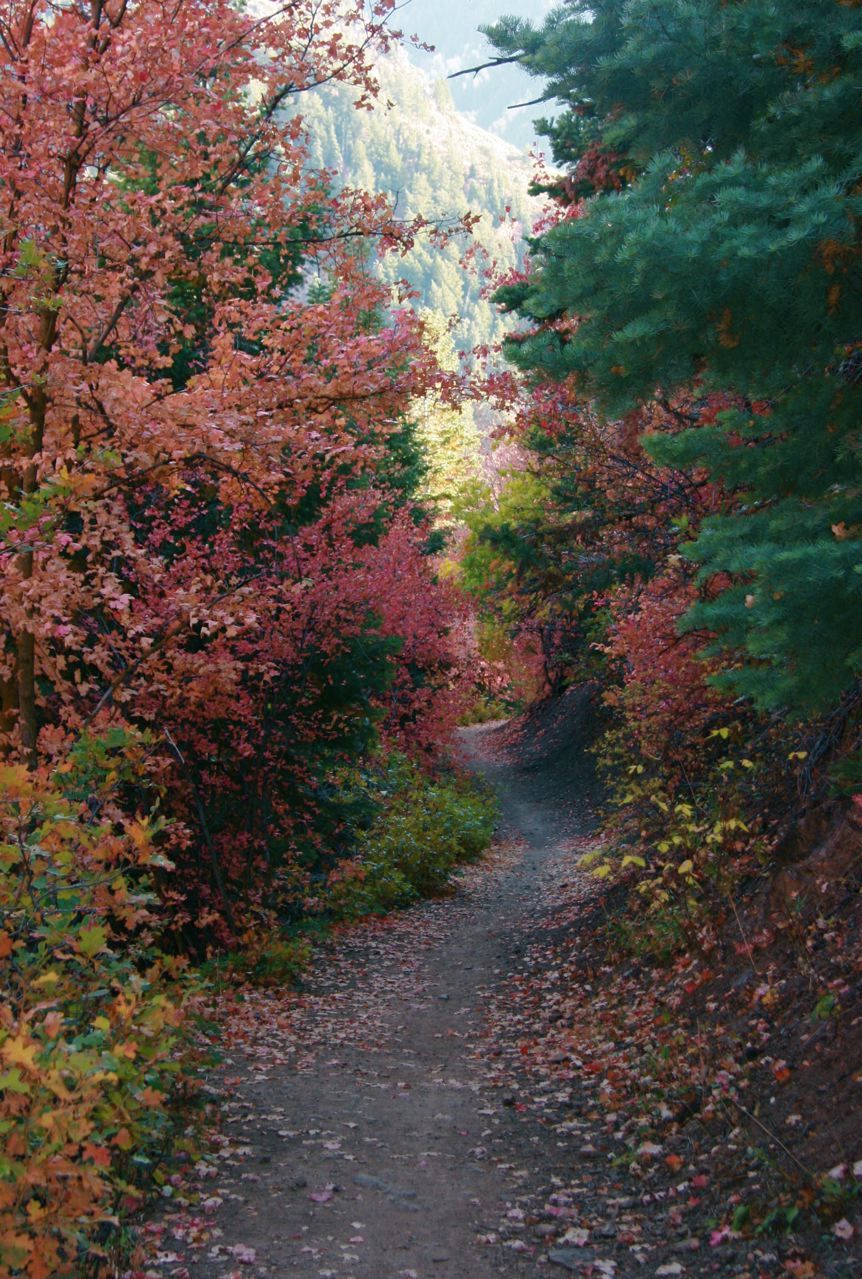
448 55 522 81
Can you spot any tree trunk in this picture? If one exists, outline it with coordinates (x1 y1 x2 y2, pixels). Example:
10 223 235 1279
15 608 37 764
14 384 50 765
0 666 16 747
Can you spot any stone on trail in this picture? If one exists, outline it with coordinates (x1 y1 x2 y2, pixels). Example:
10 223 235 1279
548 1246 597 1270
353 1173 419 1210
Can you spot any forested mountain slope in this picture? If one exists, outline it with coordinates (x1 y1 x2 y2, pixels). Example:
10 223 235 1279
296 50 539 351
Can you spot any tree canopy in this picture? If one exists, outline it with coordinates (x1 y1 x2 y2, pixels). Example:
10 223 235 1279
483 0 862 711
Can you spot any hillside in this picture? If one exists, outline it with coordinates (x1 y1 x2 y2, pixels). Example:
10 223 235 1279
297 50 540 352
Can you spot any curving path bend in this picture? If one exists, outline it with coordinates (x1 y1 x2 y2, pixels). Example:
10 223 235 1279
158 711 600 1279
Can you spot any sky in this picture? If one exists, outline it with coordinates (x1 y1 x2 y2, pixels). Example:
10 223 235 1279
399 0 558 152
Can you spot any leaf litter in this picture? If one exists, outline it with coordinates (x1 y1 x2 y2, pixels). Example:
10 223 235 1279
133 718 859 1279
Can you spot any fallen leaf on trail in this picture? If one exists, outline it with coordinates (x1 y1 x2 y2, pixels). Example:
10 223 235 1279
783 1262 817 1278
560 1227 590 1246
309 1187 334 1203
227 1244 257 1263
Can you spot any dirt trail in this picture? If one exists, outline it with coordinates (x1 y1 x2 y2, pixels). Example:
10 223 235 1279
157 707 600 1279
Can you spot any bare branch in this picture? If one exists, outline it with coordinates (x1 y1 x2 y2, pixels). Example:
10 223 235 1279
509 95 549 110
448 54 521 80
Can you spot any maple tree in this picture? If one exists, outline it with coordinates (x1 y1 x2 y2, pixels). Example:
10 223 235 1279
0 0 468 910
0 1 478 1270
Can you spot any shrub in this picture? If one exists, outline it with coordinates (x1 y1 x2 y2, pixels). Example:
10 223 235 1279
323 756 497 919
0 753 196 1278
216 932 314 989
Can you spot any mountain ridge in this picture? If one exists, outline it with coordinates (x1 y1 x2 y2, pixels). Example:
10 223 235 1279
297 48 541 351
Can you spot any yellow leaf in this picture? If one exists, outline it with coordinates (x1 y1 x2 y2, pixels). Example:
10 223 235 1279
33 970 60 987
677 859 695 876
593 864 613 879
2 1036 38 1071
128 820 152 849
43 1071 73 1101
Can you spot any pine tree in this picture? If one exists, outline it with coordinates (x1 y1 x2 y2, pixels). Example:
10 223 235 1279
485 0 862 712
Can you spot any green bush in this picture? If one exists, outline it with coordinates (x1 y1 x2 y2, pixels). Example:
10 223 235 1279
323 755 497 919
215 932 314 988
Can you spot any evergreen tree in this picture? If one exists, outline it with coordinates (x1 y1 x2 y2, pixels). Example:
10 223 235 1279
485 0 862 712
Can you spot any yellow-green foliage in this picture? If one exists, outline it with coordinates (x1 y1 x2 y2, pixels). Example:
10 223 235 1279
324 756 497 919
587 727 768 961
0 747 195 1278
219 931 314 988
413 311 484 527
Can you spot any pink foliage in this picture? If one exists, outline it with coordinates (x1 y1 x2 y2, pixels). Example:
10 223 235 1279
0 0 468 934
602 572 728 773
